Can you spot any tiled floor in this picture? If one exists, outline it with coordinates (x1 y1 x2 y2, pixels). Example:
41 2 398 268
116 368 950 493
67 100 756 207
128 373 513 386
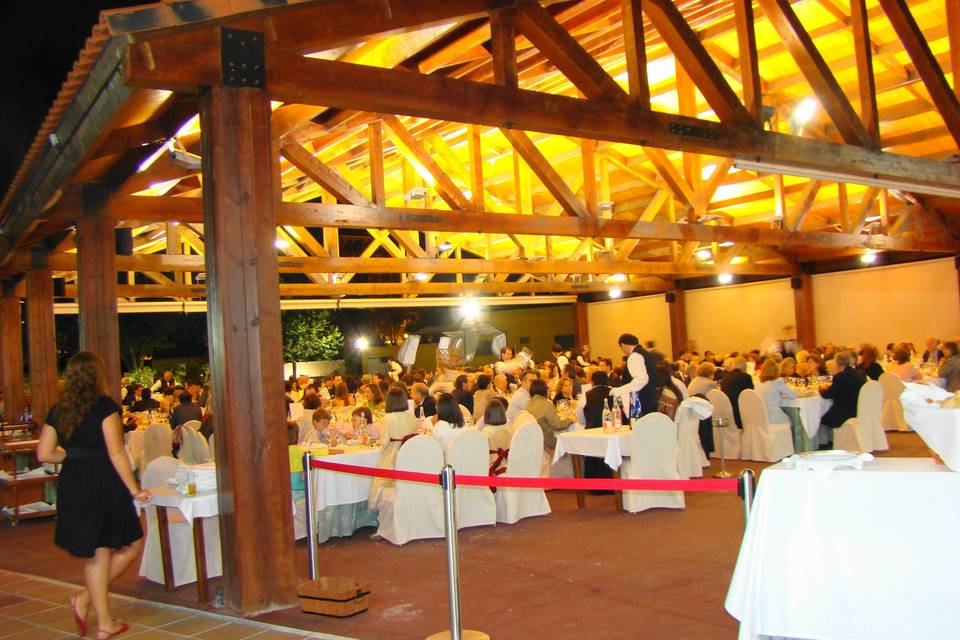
0 570 347 640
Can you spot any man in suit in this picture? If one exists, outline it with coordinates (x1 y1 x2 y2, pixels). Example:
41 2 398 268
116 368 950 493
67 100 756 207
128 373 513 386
720 357 754 428
819 351 866 440
582 370 614 489
921 336 943 365
411 383 437 419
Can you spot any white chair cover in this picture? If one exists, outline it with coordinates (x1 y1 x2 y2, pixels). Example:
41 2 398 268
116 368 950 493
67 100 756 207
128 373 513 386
375 435 445 545
738 389 794 462
179 427 210 464
183 419 202 432
125 430 145 475
142 424 173 474
878 372 910 432
510 409 537 434
289 402 304 421
459 404 473 425
495 422 551 524
620 413 685 513
207 433 216 462
675 397 711 478
707 389 741 459
446 429 495 530
834 380 889 452
297 410 315 444
139 457 222 587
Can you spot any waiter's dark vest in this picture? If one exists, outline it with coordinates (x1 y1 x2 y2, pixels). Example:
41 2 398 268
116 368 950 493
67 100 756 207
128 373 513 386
583 385 611 428
621 346 660 416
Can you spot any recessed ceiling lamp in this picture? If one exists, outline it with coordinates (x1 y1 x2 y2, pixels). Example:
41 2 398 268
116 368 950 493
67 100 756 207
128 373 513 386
717 273 734 285
860 250 878 265
609 288 623 299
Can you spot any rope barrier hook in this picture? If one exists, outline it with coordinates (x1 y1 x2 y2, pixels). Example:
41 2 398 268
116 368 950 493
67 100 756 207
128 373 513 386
738 468 755 527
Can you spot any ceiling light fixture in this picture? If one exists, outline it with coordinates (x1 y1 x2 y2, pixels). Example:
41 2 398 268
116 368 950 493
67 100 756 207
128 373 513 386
860 250 878 265
695 249 712 261
609 288 623 299
717 273 734 285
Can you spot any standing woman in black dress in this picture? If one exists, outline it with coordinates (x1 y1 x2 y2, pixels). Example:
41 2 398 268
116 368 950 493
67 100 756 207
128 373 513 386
37 351 151 639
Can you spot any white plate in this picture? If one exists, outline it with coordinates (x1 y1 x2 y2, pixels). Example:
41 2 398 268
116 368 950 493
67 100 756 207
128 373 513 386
165 478 178 486
798 450 860 462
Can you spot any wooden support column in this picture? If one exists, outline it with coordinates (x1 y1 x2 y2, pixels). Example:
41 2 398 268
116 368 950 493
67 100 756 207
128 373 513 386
76 188 121 400
200 74 296 613
667 289 687 358
793 273 816 349
25 256 59 425
573 299 589 349
0 288 24 422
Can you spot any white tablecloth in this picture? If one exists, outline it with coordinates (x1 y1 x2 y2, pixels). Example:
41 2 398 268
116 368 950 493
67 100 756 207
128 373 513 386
783 395 832 439
305 445 381 511
726 457 960 640
147 486 219 525
553 427 633 470
902 382 960 471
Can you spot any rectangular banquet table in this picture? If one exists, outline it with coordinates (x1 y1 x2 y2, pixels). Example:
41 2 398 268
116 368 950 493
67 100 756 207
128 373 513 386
553 427 633 511
726 457 960 640
146 486 218 602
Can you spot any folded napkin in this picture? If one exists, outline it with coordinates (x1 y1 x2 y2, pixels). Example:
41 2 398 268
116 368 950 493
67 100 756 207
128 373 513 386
902 382 952 406
680 396 713 419
786 451 874 478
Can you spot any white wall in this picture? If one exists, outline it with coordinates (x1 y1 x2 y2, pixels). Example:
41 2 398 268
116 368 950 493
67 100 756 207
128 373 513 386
586 294 672 360
812 257 960 349
685 279 795 355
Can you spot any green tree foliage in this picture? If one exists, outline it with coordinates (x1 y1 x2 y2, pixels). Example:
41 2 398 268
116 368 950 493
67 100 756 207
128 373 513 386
282 310 344 364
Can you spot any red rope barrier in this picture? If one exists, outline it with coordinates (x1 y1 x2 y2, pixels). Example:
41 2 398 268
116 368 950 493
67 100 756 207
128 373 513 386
309 459 739 492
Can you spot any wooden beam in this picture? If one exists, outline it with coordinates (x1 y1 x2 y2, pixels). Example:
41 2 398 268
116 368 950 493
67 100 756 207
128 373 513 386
201 84 296 613
468 125 485 210
25 266 59 423
877 0 960 147
489 8 518 89
732 0 763 119
581 139 598 216
96 196 960 253
790 180 823 231
949 0 960 100
667 289 687 358
367 121 386 206
279 143 373 206
850 0 880 147
125 52 960 194
793 272 816 348
501 129 590 217
757 0 871 146
620 0 650 108
514 1 628 102
0 296 24 422
642 0 754 125
381 115 471 210
644 148 694 209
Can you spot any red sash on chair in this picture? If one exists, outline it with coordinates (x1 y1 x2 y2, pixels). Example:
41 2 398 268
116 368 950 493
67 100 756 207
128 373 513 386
489 448 509 477
391 433 419 448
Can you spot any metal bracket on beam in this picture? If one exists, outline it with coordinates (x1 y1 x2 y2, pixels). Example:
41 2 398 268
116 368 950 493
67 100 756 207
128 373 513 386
221 28 266 89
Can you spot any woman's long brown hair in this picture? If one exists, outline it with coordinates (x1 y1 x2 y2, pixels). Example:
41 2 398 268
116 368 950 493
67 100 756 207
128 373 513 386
55 351 110 442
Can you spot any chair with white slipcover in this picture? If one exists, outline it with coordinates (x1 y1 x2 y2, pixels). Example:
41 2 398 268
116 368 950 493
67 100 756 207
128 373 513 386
620 413 685 514
139 457 222 587
297 409 315 444
375 435 445 545
675 397 711 478
207 433 216 462
834 380 889 452
495 422 551 524
141 423 173 473
738 389 794 462
179 425 210 464
878 372 910 432
446 429 495 530
707 389 741 460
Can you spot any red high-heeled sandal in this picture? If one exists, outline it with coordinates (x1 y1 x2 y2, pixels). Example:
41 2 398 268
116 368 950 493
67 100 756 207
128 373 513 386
68 596 87 637
96 622 129 639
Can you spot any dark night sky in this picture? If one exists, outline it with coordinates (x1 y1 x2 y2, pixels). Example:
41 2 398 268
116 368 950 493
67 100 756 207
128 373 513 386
0 0 146 197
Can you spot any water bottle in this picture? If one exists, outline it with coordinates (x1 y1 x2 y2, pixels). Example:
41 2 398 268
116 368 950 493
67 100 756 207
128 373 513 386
612 398 622 431
602 399 612 433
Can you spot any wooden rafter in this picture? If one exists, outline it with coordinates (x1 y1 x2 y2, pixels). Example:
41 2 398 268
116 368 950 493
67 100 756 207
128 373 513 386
501 129 590 217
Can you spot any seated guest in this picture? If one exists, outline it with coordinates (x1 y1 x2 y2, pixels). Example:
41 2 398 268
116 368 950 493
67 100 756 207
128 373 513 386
820 351 867 437
493 373 512 399
169 390 203 429
779 357 797 379
552 376 576 406
857 344 884 381
922 336 944 364
411 383 437 419
687 362 718 398
301 408 333 446
582 370 614 490
939 342 960 392
125 384 145 407
360 383 385 410
721 357 754 428
481 398 512 474
452 375 474 415
369 388 419 509
431 392 467 453
525 379 573 453
757 359 798 425
471 374 496 425
506 370 538 423
331 382 354 408
654 365 683 421
130 388 160 413
887 346 922 382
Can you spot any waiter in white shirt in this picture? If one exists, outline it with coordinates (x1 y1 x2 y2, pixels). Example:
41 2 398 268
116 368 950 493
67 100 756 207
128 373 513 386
609 333 660 416
553 343 570 377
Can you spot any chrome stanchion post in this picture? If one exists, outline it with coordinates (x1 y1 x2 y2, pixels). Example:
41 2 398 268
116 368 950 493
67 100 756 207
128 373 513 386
441 465 462 640
302 451 318 580
739 468 755 527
